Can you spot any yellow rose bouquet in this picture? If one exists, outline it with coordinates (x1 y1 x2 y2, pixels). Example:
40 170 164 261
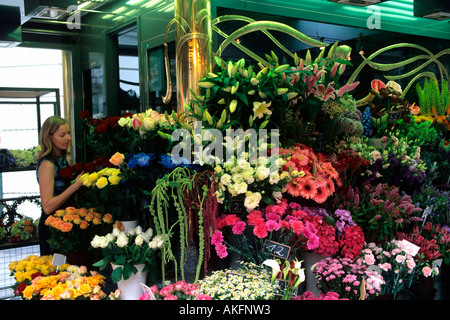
75 168 131 221
45 207 114 255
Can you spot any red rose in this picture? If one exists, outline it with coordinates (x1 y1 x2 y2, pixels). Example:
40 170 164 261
58 166 74 180
79 110 90 120
94 123 108 134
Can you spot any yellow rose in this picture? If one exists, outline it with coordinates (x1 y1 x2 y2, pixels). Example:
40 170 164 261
95 177 108 189
88 172 99 182
108 175 121 185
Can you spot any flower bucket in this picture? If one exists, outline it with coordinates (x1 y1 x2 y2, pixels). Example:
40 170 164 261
301 251 327 296
119 220 139 233
111 263 147 300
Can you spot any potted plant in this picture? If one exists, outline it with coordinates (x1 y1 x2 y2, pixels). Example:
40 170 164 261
90 223 165 300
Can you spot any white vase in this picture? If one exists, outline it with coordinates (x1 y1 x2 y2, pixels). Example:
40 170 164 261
111 263 148 300
119 220 139 233
301 251 327 296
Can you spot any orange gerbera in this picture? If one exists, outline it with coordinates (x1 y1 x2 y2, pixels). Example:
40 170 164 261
313 185 329 204
298 179 317 200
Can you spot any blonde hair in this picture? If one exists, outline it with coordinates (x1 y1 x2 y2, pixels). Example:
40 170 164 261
36 115 69 164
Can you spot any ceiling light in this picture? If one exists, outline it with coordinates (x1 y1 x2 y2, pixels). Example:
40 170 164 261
328 0 388 6
414 0 450 20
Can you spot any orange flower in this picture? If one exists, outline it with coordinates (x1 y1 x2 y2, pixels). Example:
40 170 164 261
110 152 125 166
409 103 420 115
85 212 94 222
73 215 81 225
63 214 73 222
92 216 102 225
54 209 65 217
65 207 76 215
80 220 89 230
77 208 88 218
60 222 73 232
298 179 318 200
113 221 125 231
103 213 113 224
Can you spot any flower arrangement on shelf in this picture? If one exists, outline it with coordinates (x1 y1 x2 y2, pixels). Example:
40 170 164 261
21 265 113 300
338 133 427 193
194 46 359 147
76 167 129 221
334 182 423 243
91 223 164 283
0 146 41 170
396 223 447 264
10 217 36 243
9 255 58 296
211 199 321 264
263 258 305 300
412 222 450 265
197 260 278 300
138 280 211 300
213 153 290 212
312 256 384 300
360 240 440 299
280 143 341 205
45 207 114 255
79 110 134 159
412 185 450 226
294 291 346 300
116 108 182 155
57 156 115 181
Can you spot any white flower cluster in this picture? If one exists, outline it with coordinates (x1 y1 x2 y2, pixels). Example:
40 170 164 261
198 261 277 300
91 225 164 249
214 154 289 211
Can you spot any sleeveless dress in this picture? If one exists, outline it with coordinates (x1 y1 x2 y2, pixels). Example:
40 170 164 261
36 157 70 255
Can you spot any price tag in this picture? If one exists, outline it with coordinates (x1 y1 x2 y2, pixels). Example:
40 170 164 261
421 205 434 227
274 279 298 297
140 282 156 300
265 240 291 259
400 239 420 257
52 253 66 267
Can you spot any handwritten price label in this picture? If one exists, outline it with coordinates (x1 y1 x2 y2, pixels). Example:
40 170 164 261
265 240 291 259
400 239 420 257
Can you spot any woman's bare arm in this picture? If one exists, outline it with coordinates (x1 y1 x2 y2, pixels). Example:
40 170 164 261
38 161 83 215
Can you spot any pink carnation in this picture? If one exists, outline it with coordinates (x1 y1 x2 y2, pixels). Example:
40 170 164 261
211 230 224 246
253 223 268 239
232 221 246 235
215 243 228 258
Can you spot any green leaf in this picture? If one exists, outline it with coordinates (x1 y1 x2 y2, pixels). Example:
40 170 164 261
111 266 123 283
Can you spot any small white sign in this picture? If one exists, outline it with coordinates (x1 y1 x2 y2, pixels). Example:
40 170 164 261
52 253 67 267
400 239 420 257
140 282 156 300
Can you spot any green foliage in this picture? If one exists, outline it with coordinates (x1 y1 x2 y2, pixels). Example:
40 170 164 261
416 79 450 116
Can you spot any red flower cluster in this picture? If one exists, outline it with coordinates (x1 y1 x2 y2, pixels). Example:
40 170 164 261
396 225 441 261
338 225 365 259
58 157 115 180
79 110 135 134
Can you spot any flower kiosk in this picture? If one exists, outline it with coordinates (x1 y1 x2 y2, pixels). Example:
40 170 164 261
4 0 450 304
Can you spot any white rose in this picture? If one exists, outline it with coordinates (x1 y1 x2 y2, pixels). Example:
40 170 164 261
116 233 129 248
135 234 144 246
135 226 143 235
220 174 232 186
112 228 121 237
255 166 270 181
272 191 283 203
269 172 280 184
91 235 102 248
244 192 262 211
234 181 248 194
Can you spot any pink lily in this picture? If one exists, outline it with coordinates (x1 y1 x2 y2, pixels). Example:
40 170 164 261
315 82 336 102
337 81 360 97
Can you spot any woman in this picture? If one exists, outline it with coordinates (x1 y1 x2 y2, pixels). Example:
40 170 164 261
36 115 83 255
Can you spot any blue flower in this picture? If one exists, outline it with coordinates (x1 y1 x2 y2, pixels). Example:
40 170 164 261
136 152 152 167
158 154 177 169
128 156 138 169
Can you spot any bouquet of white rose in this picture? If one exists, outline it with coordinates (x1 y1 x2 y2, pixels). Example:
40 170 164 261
91 223 165 282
